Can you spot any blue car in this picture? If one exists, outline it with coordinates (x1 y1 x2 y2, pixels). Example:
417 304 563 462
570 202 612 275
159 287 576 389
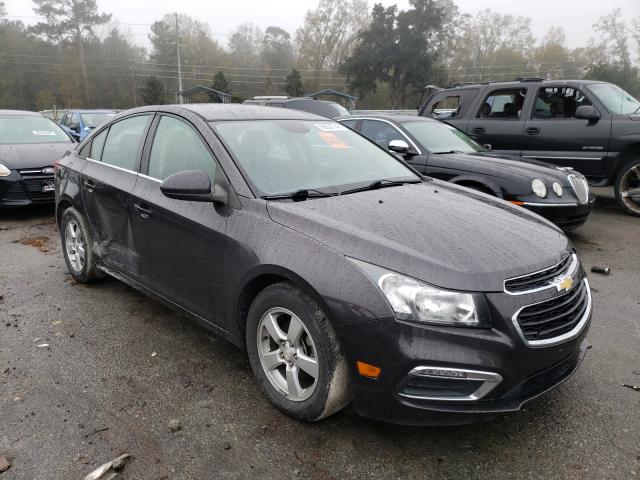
59 109 117 141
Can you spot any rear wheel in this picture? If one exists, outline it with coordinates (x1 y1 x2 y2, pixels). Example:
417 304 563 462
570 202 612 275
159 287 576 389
615 160 640 216
246 282 350 421
60 207 102 283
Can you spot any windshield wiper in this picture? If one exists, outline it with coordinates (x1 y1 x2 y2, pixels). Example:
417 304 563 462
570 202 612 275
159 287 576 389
339 179 420 196
261 188 337 201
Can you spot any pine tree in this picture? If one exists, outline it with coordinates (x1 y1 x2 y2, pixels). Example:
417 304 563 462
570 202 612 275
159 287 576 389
284 69 304 97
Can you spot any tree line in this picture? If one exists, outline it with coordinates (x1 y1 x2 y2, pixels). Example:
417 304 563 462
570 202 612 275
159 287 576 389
0 0 639 111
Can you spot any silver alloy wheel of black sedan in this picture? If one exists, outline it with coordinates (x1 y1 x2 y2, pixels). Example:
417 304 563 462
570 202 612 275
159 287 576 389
257 307 319 401
617 162 640 216
64 219 86 272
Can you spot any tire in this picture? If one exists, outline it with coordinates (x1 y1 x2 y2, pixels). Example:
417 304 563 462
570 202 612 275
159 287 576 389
614 160 640 217
60 206 102 283
246 282 350 422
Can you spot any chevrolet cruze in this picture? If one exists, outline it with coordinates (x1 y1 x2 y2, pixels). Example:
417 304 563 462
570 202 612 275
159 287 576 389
55 105 592 425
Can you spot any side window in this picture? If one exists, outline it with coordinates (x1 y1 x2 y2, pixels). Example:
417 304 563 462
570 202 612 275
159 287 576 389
533 87 592 119
360 120 405 149
90 129 108 160
69 113 80 130
62 113 70 127
477 88 527 119
431 95 460 117
340 119 358 129
148 116 217 181
101 115 150 171
78 141 91 158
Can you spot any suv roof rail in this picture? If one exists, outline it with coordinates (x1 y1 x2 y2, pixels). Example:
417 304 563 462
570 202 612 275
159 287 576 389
515 77 544 82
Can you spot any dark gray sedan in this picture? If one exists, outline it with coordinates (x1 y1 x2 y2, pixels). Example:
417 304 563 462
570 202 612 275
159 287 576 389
339 115 594 230
0 110 75 207
55 105 592 425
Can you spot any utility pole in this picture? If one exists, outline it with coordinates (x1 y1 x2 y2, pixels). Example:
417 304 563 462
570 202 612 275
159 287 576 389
175 12 184 104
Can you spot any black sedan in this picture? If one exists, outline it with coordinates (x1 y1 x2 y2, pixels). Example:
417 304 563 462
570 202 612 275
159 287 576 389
338 115 594 230
55 105 591 425
0 110 75 208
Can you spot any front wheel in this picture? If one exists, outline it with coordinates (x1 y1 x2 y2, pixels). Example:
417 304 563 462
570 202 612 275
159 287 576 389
614 160 640 216
246 282 350 421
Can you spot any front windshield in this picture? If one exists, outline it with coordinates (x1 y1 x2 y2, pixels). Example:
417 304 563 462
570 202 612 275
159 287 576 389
0 116 72 144
588 83 640 115
403 120 484 154
214 120 419 196
81 112 116 128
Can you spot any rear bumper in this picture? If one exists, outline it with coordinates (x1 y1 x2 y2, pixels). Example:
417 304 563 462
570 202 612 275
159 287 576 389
523 195 595 230
0 171 55 208
339 308 591 426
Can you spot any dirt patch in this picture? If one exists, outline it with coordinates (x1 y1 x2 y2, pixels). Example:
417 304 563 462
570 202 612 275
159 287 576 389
13 235 51 253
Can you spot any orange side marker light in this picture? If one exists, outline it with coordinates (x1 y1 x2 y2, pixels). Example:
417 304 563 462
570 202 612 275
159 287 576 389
357 361 382 379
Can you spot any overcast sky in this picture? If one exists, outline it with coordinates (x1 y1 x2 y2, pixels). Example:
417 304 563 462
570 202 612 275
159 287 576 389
4 0 640 50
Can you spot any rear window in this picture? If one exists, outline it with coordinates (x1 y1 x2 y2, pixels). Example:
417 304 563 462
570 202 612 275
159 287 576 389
0 116 72 144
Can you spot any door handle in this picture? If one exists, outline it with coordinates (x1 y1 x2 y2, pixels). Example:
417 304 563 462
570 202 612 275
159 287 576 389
525 127 541 135
471 127 485 135
84 179 95 192
134 203 152 219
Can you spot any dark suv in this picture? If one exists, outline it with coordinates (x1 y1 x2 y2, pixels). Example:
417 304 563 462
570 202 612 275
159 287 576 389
420 79 640 216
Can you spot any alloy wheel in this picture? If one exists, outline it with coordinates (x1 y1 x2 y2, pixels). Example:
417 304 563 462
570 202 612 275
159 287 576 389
619 163 640 215
257 307 319 401
64 220 86 272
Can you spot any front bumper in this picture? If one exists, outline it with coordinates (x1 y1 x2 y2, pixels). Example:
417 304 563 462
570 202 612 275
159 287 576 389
522 194 595 230
338 293 591 425
0 170 55 208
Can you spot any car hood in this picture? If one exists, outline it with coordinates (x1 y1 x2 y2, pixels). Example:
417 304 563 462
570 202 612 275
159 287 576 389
266 181 571 292
435 152 571 184
0 143 73 170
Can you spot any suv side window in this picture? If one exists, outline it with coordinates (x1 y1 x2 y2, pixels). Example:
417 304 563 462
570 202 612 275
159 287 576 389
477 88 527 119
360 120 405 149
101 115 150 171
431 95 460 117
533 87 592 119
148 116 217 181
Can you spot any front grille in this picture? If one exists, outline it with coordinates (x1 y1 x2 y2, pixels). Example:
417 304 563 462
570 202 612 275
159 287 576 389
21 177 55 203
569 174 589 204
505 254 575 294
514 278 590 344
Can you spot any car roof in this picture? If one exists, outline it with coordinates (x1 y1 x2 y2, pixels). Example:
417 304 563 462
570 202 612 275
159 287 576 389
337 113 433 124
123 104 328 121
67 109 117 113
440 78 609 91
0 110 43 117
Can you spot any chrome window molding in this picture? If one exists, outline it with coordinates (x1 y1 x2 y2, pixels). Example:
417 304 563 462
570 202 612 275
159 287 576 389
339 117 423 155
398 366 503 402
522 202 579 207
511 277 592 348
504 253 579 296
523 156 603 161
85 156 139 176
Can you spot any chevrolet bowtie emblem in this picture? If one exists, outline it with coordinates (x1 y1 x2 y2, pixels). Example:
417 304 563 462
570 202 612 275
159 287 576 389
556 276 574 292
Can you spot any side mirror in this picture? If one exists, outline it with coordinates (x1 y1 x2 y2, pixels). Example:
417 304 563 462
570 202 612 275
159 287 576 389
388 139 410 154
575 105 600 121
160 170 225 203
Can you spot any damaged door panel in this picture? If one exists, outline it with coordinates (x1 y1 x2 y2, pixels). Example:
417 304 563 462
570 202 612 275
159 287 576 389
81 114 153 278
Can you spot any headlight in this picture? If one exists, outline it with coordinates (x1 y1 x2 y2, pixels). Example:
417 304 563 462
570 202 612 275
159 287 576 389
552 182 563 197
531 179 547 198
350 259 483 327
0 163 11 177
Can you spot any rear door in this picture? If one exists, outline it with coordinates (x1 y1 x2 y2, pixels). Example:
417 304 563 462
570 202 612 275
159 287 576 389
465 87 528 156
132 114 227 324
521 85 611 177
81 113 154 279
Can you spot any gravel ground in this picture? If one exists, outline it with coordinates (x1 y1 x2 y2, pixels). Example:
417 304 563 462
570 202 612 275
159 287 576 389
0 187 639 480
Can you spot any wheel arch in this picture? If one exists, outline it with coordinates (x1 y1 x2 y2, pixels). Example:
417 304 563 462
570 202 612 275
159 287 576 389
615 143 640 177
55 194 76 228
450 175 501 197
233 265 333 351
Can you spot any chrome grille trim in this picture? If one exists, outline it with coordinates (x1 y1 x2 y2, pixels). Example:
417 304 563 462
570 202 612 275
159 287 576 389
568 174 589 204
511 278 592 347
504 253 579 296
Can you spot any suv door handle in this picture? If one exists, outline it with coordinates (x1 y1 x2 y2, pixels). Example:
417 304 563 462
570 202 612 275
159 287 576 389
472 127 485 135
134 203 152 219
84 179 96 192
525 127 541 135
